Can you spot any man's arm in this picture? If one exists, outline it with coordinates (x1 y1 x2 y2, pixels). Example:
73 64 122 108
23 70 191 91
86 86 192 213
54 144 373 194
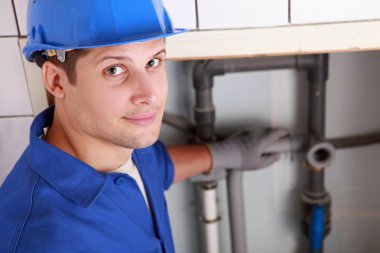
167 129 289 184
167 144 212 183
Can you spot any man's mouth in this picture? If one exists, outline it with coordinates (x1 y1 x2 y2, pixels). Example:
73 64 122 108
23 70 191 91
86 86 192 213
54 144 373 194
124 112 156 126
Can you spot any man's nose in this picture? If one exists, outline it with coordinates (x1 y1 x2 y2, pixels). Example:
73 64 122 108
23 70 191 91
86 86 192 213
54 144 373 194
130 73 157 106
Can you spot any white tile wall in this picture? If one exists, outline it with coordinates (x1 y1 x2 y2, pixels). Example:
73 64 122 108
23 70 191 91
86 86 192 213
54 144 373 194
19 38 48 115
0 38 32 116
163 0 197 29
0 0 18 36
13 0 27 36
326 52 380 138
292 0 380 24
0 117 32 185
197 0 288 29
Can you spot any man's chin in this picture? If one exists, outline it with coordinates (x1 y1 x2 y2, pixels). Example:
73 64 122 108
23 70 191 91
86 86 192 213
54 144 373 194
129 131 160 149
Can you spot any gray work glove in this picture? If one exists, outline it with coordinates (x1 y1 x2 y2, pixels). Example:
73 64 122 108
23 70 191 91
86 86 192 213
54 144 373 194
208 129 289 171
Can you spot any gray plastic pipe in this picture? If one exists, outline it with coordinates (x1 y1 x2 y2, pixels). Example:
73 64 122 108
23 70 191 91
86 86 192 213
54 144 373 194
163 110 380 252
162 112 380 151
190 54 380 253
227 134 308 253
192 55 320 253
227 170 246 253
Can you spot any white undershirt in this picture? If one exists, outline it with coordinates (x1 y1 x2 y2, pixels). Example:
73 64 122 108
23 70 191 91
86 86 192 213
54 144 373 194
110 156 151 211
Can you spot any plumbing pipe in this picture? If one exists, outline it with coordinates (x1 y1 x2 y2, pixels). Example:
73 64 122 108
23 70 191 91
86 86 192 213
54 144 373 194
328 133 380 149
306 54 329 200
162 112 380 150
202 183 220 253
192 57 308 253
305 55 328 139
227 134 312 253
193 61 221 253
264 134 310 153
193 55 323 78
192 55 333 253
192 55 334 80
191 49 380 251
190 54 380 253
193 61 217 142
301 54 331 253
227 170 247 253
310 206 325 253
163 112 196 134
306 142 336 169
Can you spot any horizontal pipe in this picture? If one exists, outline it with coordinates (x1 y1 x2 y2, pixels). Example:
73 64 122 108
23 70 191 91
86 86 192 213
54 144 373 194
264 134 309 153
328 133 380 149
193 55 322 82
163 113 196 133
264 133 380 153
163 113 380 151
218 56 298 73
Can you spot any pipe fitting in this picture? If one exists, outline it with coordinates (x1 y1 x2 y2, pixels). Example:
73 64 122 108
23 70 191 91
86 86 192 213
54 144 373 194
306 142 336 170
301 192 332 246
301 190 331 206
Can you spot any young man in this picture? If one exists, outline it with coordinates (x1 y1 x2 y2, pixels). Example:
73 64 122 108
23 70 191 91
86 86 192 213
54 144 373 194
0 0 287 252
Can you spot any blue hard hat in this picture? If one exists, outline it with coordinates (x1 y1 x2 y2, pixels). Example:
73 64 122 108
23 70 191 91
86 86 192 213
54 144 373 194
23 0 187 62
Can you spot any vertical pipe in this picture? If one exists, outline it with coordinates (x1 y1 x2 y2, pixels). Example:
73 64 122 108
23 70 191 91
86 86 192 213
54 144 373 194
307 54 328 139
227 170 247 253
310 206 325 253
202 183 220 253
194 61 217 142
193 61 220 253
306 54 329 253
307 172 325 195
197 60 249 253
190 56 334 253
307 54 328 198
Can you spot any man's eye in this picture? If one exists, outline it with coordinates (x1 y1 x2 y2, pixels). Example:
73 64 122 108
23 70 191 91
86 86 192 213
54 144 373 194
147 58 161 68
105 66 126 76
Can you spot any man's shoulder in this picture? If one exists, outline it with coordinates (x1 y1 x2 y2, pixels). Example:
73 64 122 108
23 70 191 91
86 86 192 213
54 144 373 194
0 148 40 253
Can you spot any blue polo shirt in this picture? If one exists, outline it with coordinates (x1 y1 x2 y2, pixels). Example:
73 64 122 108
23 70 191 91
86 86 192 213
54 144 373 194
0 107 176 253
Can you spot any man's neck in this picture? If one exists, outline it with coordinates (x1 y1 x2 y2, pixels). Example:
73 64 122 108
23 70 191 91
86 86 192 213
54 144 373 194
45 113 132 173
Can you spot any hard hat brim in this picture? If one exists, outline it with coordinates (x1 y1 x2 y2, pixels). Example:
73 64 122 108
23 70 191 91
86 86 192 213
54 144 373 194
23 28 188 62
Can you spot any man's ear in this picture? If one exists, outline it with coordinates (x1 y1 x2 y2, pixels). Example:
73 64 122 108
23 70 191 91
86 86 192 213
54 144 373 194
42 61 67 99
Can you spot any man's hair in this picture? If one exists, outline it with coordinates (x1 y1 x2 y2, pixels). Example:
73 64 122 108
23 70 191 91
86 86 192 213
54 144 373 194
34 49 90 84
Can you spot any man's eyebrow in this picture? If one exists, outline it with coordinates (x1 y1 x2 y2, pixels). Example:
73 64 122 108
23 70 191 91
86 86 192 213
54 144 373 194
153 49 167 58
95 55 134 66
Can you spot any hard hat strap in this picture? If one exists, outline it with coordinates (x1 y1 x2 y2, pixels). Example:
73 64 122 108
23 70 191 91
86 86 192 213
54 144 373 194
46 49 71 63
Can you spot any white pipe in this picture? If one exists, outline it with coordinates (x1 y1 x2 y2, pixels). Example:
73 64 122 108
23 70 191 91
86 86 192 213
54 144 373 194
202 186 220 253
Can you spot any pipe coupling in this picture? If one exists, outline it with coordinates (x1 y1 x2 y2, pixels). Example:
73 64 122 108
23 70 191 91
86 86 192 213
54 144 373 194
306 142 336 170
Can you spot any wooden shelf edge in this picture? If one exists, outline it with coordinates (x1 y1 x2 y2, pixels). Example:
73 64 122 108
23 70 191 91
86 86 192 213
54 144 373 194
166 20 380 60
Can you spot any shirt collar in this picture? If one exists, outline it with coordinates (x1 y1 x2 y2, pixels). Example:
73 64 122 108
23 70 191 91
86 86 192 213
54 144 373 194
27 107 108 208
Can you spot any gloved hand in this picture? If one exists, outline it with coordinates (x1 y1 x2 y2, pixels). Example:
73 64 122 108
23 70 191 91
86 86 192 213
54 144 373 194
207 128 289 171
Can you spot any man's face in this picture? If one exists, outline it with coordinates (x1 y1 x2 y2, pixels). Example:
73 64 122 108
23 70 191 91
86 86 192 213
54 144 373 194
62 39 168 149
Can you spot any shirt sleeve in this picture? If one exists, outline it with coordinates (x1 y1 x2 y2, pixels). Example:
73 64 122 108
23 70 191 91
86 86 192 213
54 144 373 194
152 140 175 190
